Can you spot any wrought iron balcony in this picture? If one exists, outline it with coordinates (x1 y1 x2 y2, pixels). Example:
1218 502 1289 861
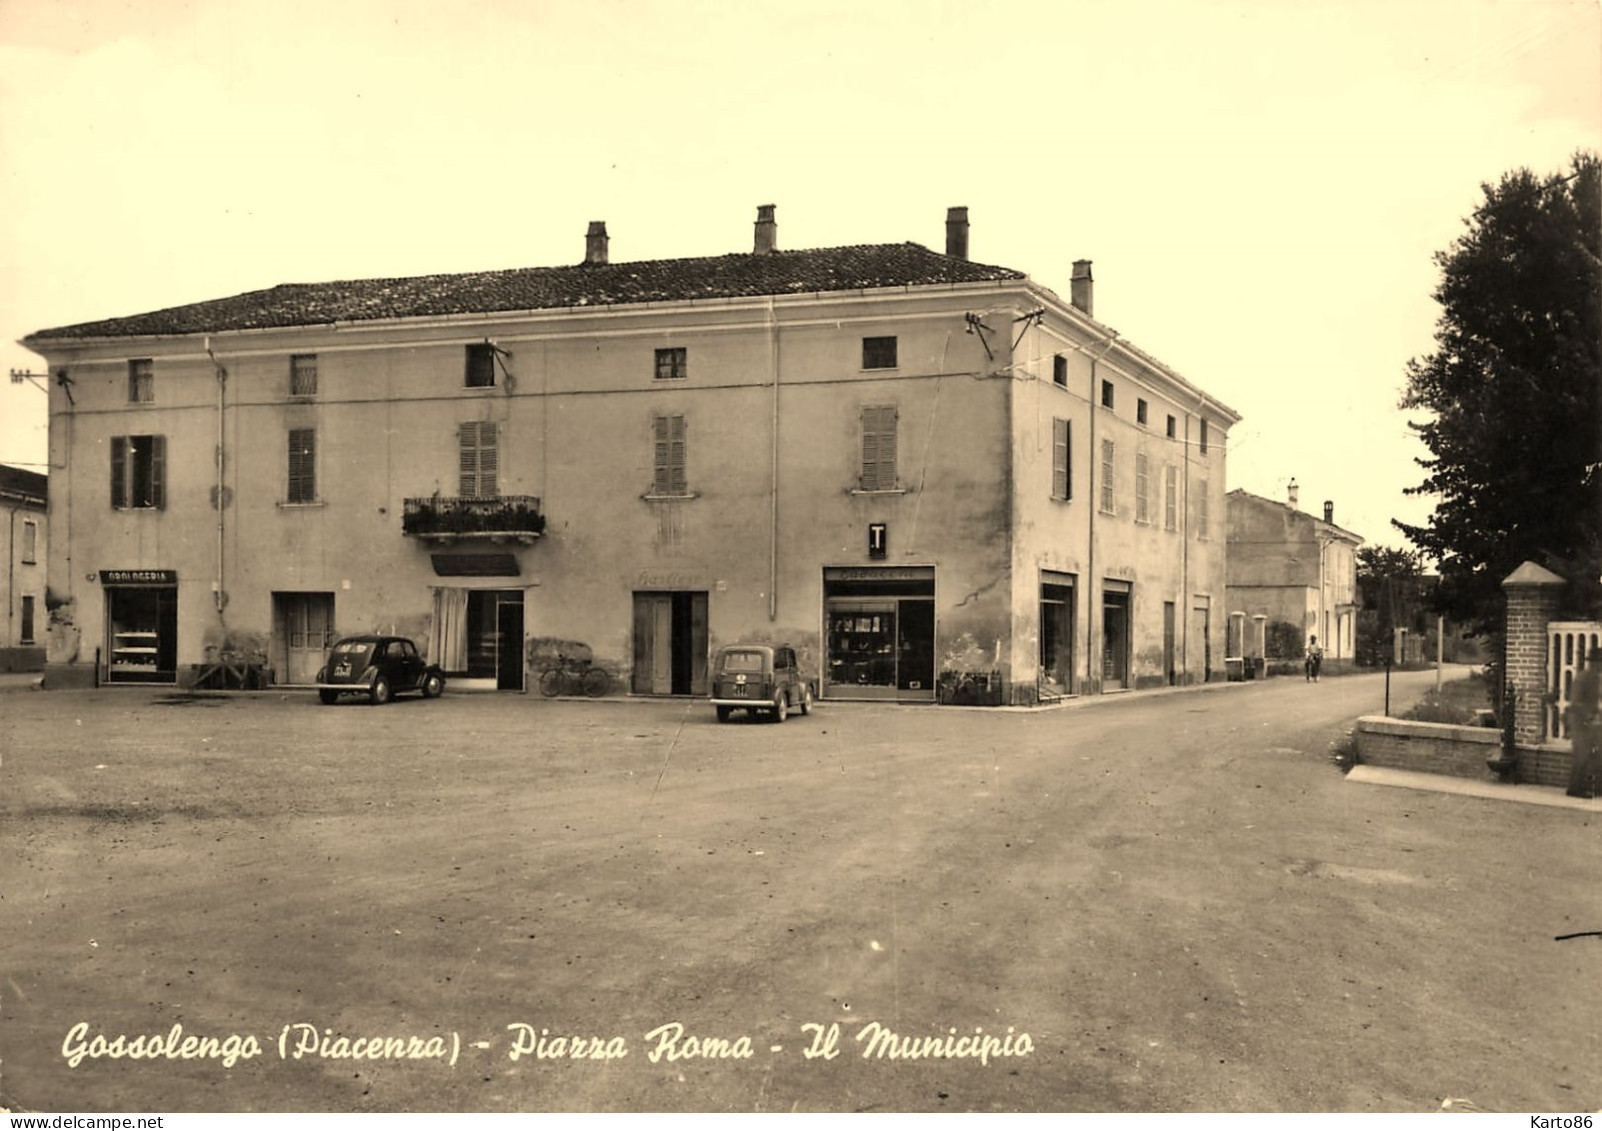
402 495 546 544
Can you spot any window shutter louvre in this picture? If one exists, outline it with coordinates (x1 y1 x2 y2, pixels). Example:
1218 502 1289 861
479 422 498 496
151 435 166 510
458 422 478 496
653 415 670 494
111 436 127 509
288 428 316 503
669 415 686 495
1052 419 1070 499
861 405 897 491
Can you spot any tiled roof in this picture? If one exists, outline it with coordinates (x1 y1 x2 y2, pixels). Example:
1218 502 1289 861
1227 488 1364 542
0 464 47 504
27 243 1025 341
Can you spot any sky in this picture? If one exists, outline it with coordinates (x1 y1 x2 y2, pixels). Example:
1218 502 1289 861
0 0 1597 553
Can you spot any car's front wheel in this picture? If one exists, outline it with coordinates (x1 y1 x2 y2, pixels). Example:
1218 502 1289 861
318 689 338 706
370 677 392 706
421 672 444 699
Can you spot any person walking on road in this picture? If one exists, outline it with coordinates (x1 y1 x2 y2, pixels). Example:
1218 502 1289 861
1304 635 1324 682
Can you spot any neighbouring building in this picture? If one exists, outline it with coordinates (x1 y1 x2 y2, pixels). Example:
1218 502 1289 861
1225 482 1362 662
1 464 47 672
24 205 1238 703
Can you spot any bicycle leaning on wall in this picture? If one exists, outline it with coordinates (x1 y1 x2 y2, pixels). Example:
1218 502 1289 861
538 653 612 698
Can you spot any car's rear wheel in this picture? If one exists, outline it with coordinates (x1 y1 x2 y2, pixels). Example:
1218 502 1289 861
318 689 338 706
716 705 732 723
772 694 788 723
798 684 813 715
370 677 391 706
421 672 444 699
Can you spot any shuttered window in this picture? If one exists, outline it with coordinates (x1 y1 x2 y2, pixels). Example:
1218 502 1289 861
1135 451 1150 523
290 354 318 396
287 428 317 504
860 405 898 491
1164 464 1178 531
110 435 165 509
128 359 153 404
21 520 36 564
458 421 499 497
1051 418 1071 500
652 414 687 495
1197 477 1210 538
1099 438 1115 514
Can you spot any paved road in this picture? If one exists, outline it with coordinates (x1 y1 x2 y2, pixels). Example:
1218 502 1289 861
2 668 1597 1112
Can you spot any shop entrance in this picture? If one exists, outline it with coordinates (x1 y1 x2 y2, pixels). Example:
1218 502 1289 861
631 591 708 695
467 590 524 690
105 583 178 684
823 566 935 701
1040 573 1076 696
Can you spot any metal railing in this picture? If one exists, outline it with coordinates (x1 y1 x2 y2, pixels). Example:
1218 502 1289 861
402 495 545 541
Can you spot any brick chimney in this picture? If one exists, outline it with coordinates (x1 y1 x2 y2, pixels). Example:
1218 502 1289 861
1324 500 1334 523
585 221 608 265
946 206 969 260
1287 479 1299 509
1070 260 1094 317
753 204 777 255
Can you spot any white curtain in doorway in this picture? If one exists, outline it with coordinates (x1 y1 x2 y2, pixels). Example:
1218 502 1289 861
429 587 470 671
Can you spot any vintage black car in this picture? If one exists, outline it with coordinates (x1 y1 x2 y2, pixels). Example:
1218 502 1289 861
709 642 813 723
315 634 445 705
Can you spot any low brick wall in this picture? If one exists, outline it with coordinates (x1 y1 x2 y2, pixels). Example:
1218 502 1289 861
1355 716 1575 788
1514 743 1573 789
1355 716 1502 780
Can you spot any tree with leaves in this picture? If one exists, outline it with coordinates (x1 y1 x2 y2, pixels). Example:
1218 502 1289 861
1356 546 1425 665
1396 153 1602 633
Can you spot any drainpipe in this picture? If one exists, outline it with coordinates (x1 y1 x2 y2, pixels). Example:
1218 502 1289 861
7 507 14 646
767 296 780 621
206 338 227 617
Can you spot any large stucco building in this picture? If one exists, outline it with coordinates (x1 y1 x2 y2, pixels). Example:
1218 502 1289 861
1 464 47 671
1225 483 1363 661
24 205 1238 703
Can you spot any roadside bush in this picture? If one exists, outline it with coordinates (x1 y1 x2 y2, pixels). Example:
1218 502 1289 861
1400 673 1492 726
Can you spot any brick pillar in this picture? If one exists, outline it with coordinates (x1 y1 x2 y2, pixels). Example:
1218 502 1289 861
1501 561 1566 745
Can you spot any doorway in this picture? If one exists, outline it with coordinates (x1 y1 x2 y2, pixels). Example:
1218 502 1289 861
1191 600 1212 683
1040 574 1076 695
631 591 709 695
105 585 178 684
273 592 335 685
1102 582 1131 691
466 590 524 690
